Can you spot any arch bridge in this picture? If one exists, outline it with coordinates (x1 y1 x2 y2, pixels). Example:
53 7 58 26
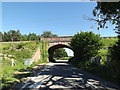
41 36 73 62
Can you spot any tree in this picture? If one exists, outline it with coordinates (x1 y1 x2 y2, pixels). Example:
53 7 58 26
53 48 68 59
93 2 120 84
41 31 58 38
28 33 40 41
93 2 120 37
2 30 41 42
3 32 9 42
21 35 28 41
109 41 120 84
70 31 102 62
0 32 2 42
7 30 21 41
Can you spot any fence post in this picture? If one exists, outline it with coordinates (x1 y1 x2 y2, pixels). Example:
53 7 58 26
12 59 14 66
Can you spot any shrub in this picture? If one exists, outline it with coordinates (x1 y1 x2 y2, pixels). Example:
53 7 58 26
108 40 120 84
70 31 102 63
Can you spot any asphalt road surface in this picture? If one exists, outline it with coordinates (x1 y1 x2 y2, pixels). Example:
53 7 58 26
17 60 119 90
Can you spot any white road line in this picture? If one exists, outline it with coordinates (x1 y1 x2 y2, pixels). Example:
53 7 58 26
73 72 76 74
38 75 53 88
20 64 54 89
19 82 30 90
28 75 52 88
37 72 42 76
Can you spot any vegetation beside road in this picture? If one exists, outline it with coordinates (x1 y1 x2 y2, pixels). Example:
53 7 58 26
0 41 48 89
101 38 118 48
69 31 119 85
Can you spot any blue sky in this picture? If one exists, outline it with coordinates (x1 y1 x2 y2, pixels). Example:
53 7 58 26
2 2 117 37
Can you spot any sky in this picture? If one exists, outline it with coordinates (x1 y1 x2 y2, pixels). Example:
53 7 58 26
64 48 74 56
2 2 117 37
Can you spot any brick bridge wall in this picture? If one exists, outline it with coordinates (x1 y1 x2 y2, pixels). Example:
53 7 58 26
41 36 72 48
41 36 72 42
48 42 70 48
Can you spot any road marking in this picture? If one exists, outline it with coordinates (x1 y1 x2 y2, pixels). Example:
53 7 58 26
19 82 30 90
37 72 42 76
19 64 53 89
28 75 52 88
73 72 76 74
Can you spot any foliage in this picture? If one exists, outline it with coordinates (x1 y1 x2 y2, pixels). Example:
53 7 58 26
21 35 28 41
70 36 119 85
28 33 40 41
57 56 72 60
108 40 120 84
77 60 115 82
1 30 40 42
0 31 2 42
53 48 68 59
93 2 120 36
101 38 118 48
109 41 120 66
70 31 102 62
40 42 48 62
41 31 58 38
3 30 21 42
93 2 120 84
1 41 50 89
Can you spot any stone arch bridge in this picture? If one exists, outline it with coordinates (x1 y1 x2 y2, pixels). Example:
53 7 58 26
41 36 73 62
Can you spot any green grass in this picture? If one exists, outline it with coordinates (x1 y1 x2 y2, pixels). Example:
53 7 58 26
1 41 48 89
1 60 48 89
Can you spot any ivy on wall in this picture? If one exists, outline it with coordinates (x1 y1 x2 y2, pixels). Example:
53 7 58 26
40 42 48 62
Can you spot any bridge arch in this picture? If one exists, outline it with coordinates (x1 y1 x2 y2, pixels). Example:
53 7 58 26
48 44 73 62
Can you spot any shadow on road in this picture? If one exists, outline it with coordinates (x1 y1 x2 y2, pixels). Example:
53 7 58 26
13 63 120 89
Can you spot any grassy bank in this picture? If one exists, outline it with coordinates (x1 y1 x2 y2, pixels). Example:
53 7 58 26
0 41 48 89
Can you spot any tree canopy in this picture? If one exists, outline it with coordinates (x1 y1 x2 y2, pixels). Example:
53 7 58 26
93 2 120 37
1 30 58 42
70 31 102 62
1 30 40 42
41 31 58 38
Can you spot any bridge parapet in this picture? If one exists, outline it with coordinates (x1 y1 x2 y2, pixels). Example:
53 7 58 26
41 36 72 43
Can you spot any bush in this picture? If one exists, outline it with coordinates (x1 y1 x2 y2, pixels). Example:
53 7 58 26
70 31 103 63
108 40 120 84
